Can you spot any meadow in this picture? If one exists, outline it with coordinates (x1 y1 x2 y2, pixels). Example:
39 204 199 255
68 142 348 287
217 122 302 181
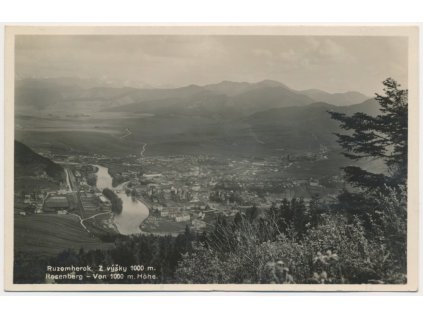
14 214 114 256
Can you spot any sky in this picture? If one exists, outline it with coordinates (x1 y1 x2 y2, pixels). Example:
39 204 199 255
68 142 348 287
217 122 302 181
15 35 408 95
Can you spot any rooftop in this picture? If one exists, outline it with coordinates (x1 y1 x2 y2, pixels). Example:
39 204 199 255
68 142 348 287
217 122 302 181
44 196 69 208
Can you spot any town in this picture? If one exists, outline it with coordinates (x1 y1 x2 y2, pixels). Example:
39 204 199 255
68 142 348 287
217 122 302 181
15 143 345 237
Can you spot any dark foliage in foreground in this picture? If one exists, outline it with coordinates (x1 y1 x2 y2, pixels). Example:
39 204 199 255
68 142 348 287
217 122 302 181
175 187 406 284
328 78 407 191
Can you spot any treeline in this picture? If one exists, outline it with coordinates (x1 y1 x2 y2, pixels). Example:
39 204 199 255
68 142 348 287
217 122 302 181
86 173 97 187
102 188 123 214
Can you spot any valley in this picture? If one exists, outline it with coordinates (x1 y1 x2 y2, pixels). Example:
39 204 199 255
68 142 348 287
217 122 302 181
13 78 384 260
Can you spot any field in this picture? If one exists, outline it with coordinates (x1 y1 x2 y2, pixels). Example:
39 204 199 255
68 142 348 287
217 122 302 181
14 112 301 158
15 130 140 157
14 176 61 193
14 214 114 256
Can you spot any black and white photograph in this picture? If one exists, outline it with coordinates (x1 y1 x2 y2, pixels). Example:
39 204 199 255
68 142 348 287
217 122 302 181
3 25 419 291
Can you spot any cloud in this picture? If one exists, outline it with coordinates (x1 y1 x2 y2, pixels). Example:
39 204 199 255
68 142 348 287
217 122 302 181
249 38 357 73
312 38 356 63
286 38 357 67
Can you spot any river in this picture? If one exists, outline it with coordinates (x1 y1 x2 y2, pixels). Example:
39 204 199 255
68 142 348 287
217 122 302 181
94 165 149 235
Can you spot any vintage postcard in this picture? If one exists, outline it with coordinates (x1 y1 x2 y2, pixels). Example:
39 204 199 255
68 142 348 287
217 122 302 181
3 25 419 291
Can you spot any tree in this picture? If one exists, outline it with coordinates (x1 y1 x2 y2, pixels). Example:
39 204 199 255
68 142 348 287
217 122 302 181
102 188 123 214
291 197 308 237
86 173 97 187
328 78 408 192
309 194 325 227
277 198 292 232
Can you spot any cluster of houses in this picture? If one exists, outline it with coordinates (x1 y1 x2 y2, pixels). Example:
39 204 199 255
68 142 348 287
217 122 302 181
18 189 74 216
148 202 212 231
146 183 195 203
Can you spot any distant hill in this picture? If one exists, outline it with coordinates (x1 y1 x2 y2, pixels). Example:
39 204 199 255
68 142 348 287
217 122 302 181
108 82 315 117
245 103 339 151
107 93 232 116
111 97 381 158
300 89 369 106
244 98 380 151
122 84 209 102
15 79 68 110
108 86 375 119
204 79 290 96
341 98 380 116
230 86 314 115
15 140 64 180
15 79 137 111
204 81 256 96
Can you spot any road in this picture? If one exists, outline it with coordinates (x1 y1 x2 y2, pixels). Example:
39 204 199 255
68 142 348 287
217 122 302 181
69 210 114 234
64 167 79 192
64 168 72 192
69 213 89 232
140 143 147 157
120 128 132 139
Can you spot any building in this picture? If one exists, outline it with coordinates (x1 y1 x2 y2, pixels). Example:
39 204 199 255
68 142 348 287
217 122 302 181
192 218 206 230
144 173 163 180
160 210 170 217
43 196 69 213
175 214 190 222
309 180 320 187
24 194 32 204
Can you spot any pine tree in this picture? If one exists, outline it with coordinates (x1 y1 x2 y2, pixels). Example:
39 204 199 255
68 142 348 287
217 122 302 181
329 78 408 192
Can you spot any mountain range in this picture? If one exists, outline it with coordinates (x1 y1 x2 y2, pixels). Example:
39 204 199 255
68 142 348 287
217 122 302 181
15 78 370 115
